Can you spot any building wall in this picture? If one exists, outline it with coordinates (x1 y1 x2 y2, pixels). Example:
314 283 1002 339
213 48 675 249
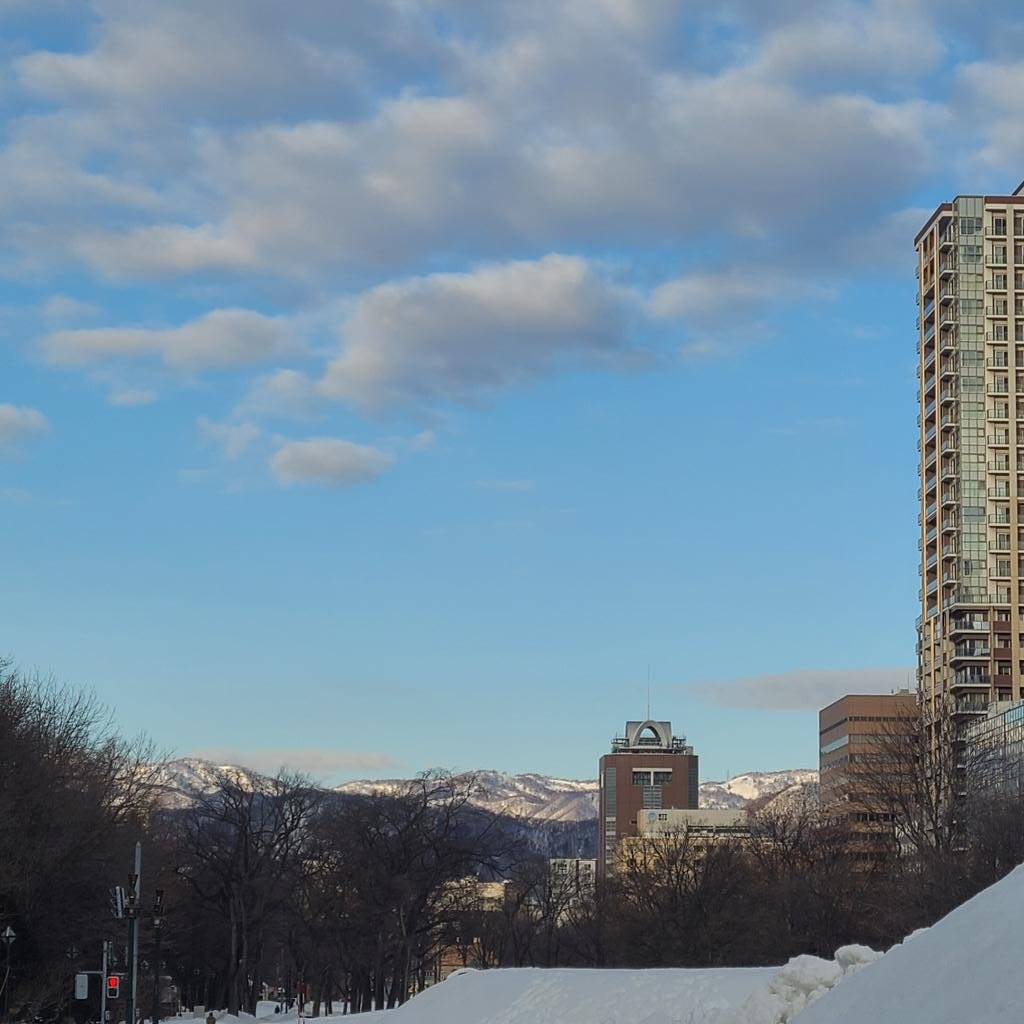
598 750 699 875
819 692 917 856
916 184 1024 763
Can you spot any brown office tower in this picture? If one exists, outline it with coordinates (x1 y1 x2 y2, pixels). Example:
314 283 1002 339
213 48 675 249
598 720 698 877
916 181 1024 773
819 692 917 860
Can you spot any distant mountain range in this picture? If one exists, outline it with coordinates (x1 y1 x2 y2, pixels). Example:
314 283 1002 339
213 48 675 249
153 759 818 821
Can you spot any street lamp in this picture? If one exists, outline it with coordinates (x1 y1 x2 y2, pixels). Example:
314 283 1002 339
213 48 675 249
2 926 16 1020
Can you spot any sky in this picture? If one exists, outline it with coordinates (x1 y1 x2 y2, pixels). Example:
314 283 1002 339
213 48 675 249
3 0 1024 785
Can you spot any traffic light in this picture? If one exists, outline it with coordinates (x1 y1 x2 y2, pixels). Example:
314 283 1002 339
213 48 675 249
107 976 120 999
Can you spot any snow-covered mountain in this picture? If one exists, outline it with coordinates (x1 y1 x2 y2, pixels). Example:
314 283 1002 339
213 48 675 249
154 759 818 821
147 758 267 807
698 769 819 811
335 771 598 822
336 768 818 820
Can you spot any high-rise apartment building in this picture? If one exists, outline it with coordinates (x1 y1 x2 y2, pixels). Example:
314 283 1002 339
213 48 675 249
916 182 1024 757
597 719 698 877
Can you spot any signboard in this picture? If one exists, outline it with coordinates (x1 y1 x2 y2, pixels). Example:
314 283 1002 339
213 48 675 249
75 974 90 1000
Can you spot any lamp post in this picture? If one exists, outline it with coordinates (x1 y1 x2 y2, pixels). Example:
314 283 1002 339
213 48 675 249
151 891 164 1024
2 926 16 1020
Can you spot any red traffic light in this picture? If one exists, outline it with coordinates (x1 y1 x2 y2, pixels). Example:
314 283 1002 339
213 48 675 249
107 976 120 998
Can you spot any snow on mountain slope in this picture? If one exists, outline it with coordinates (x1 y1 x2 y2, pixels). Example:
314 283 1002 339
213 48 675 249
335 771 598 822
699 770 819 810
155 759 818 821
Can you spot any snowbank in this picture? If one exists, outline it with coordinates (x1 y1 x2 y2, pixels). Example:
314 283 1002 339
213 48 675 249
793 862 1024 1024
382 965 777 1023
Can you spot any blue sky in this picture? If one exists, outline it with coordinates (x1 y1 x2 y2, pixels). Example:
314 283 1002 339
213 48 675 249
2 0 1023 784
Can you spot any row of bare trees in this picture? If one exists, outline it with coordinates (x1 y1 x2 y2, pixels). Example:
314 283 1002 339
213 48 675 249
6 657 1024 1019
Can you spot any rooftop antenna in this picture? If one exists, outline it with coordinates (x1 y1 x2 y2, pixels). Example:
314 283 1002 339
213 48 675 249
646 665 651 720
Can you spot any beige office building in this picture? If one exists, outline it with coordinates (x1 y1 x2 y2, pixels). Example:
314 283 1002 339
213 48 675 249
916 181 1024 755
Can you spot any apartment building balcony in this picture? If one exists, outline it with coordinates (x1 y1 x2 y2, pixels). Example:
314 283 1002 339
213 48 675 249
987 276 1008 291
949 617 989 634
940 359 958 378
951 644 990 661
988 433 1010 446
940 438 958 457
940 388 957 404
940 463 957 482
924 350 937 372
926 525 939 544
988 407 1010 421
993 645 1013 661
952 698 990 717
940 259 956 277
988 306 1010 318
942 542 958 558
923 298 936 320
939 333 957 355
925 425 938 443
938 307 957 328
989 540 1011 553
989 564 1012 580
942 489 961 506
940 231 957 250
942 515 960 532
925 399 937 417
988 355 1009 368
989 512 1011 525
988 485 1011 498
988 382 1010 395
940 412 958 429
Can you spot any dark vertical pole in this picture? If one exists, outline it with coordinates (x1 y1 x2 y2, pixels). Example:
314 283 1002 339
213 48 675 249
126 843 142 1024
151 891 163 1024
4 941 10 1019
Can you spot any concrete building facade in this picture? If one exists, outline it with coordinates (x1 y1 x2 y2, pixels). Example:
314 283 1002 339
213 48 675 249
819 692 918 857
916 181 1024 765
597 719 698 877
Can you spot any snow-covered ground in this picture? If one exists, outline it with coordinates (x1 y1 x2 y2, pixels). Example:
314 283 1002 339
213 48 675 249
795 861 1024 1024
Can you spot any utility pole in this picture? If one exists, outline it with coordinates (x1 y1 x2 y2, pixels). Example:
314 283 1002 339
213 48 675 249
1 926 15 1020
100 941 109 1024
151 891 164 1024
125 843 142 1024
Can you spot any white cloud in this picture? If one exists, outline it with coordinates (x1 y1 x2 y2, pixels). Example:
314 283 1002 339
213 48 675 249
40 308 296 370
271 437 393 487
108 388 157 407
320 254 632 408
691 666 916 711
235 368 321 420
198 416 261 460
41 294 100 323
0 403 49 445
650 267 835 322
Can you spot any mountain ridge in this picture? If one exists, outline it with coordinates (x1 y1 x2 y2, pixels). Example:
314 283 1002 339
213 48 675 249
154 758 818 821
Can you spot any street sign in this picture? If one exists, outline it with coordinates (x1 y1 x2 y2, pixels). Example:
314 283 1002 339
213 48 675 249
110 887 126 920
75 974 89 1000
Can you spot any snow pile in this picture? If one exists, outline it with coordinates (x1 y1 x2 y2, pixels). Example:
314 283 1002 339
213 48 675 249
717 946 880 1024
381 965 777 1023
793 861 1024 1024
